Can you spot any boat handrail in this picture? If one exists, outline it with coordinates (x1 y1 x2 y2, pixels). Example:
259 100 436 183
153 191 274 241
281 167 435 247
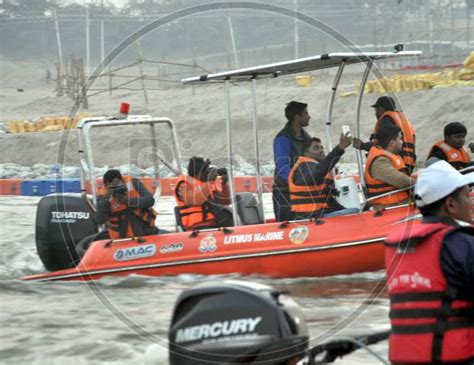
77 116 183 209
362 186 414 211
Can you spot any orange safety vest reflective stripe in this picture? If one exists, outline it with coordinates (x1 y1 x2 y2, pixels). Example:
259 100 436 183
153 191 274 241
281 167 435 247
364 146 410 206
289 156 334 216
100 176 156 239
174 176 216 231
375 111 416 172
429 140 471 171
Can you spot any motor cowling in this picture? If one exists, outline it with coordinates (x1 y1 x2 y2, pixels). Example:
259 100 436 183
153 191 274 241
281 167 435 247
169 280 309 364
36 193 98 271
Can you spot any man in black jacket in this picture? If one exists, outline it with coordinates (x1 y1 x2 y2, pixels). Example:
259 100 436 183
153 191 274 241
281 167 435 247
272 101 312 221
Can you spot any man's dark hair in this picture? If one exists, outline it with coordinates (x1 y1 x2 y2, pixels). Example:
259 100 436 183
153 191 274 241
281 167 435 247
444 122 467 138
285 101 308 123
188 156 210 178
303 137 322 152
377 125 402 149
418 186 465 217
103 169 122 184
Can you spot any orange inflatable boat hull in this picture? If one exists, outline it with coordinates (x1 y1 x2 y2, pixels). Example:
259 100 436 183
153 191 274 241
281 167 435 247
23 205 419 282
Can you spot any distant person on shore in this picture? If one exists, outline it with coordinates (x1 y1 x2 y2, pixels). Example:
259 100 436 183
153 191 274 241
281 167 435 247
45 69 51 85
427 121 473 170
353 96 416 174
174 157 233 231
364 125 415 207
289 133 359 219
272 101 312 221
384 160 474 364
76 169 160 257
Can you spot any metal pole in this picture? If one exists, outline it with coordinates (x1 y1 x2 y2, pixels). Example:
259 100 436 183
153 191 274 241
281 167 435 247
354 60 373 201
226 15 240 68
293 0 299 58
251 78 265 223
54 10 63 73
325 62 345 153
150 124 161 198
224 80 239 225
101 20 105 63
86 7 90 77
467 3 471 51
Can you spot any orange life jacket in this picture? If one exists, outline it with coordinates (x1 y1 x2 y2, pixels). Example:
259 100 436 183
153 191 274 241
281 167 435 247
364 146 410 206
375 111 416 173
100 176 156 239
385 222 474 364
429 140 471 171
174 176 217 231
288 156 334 217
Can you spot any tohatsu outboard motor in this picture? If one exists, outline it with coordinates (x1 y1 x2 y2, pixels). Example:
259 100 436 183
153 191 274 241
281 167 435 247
169 281 309 365
36 193 98 271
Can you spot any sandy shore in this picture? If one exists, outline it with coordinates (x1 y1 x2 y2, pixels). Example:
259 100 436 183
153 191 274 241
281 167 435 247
1 60 473 168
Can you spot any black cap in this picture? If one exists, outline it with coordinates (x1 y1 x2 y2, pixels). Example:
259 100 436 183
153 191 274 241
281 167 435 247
370 96 396 110
187 156 210 177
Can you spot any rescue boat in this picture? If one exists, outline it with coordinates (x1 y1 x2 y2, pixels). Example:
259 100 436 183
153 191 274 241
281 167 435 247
23 48 433 282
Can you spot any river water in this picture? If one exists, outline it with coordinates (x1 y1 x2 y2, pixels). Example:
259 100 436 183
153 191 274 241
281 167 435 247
0 195 390 365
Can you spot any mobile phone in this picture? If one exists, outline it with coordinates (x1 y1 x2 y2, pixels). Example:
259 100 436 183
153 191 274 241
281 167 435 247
342 125 352 137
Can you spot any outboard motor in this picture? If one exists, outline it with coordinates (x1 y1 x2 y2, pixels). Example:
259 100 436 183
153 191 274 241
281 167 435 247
169 280 309 364
36 193 98 271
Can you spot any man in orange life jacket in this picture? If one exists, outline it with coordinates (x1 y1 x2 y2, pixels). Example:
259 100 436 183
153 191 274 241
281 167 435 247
95 169 159 238
354 96 416 174
289 133 359 219
384 160 474 364
364 125 416 207
76 169 160 258
273 101 312 222
174 157 233 231
427 121 473 171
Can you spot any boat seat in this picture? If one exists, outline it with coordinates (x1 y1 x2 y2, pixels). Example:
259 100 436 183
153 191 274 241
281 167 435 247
174 206 185 232
235 192 265 225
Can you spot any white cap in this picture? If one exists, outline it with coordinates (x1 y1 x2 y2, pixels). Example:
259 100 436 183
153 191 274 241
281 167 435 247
415 160 474 207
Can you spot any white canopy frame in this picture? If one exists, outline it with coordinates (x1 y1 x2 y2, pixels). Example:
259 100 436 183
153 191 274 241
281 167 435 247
182 50 421 224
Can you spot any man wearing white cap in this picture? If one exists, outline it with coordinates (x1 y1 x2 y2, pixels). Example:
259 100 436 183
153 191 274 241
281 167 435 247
384 160 474 364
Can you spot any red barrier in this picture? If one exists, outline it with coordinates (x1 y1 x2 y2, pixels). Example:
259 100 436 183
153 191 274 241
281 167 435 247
0 179 22 195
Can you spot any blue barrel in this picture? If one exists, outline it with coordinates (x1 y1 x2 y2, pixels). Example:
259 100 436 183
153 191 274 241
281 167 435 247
21 180 43 196
58 179 81 193
41 180 60 195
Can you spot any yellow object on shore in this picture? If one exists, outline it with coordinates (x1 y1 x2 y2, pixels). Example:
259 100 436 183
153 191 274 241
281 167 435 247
342 53 474 97
6 112 92 133
295 75 313 87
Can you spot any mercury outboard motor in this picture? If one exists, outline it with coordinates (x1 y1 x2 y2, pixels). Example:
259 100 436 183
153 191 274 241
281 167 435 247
36 193 98 271
169 281 309 364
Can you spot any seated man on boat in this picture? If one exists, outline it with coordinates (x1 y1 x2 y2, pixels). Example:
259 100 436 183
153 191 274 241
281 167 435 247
364 125 416 207
289 132 359 219
273 101 312 222
353 96 416 174
76 169 160 257
174 156 233 231
427 121 473 171
384 160 474 364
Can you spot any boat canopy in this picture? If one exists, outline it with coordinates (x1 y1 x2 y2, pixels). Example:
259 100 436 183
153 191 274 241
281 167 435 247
182 51 422 84
180 48 421 223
